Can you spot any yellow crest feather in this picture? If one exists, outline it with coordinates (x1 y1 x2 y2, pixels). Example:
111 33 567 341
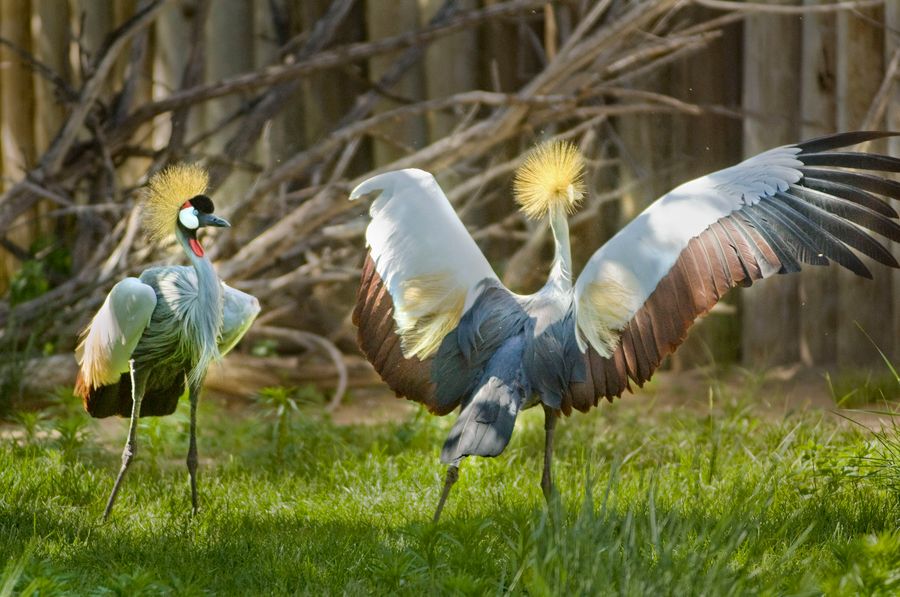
513 140 585 219
143 163 209 241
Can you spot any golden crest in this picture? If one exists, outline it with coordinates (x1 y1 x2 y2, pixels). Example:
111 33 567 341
514 140 586 219
143 163 209 241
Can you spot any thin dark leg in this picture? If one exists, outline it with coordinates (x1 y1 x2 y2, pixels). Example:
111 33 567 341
541 405 558 503
433 464 459 523
103 360 144 521
186 381 201 514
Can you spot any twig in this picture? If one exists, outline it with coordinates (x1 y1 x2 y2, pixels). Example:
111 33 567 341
0 36 77 101
41 0 164 174
861 47 900 131
119 0 549 130
250 325 349 412
694 0 883 14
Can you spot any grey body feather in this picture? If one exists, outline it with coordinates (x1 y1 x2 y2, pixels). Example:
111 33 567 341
434 277 583 463
137 257 222 388
134 258 259 393
440 335 528 465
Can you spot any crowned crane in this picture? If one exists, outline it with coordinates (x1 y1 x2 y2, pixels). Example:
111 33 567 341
75 164 260 520
350 131 900 521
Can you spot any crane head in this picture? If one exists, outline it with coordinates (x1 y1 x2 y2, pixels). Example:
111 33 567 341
143 163 230 245
514 140 585 220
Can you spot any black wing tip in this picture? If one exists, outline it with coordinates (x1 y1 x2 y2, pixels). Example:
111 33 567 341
796 131 900 154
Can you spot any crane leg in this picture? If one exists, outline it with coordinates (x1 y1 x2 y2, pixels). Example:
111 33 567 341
433 464 459 523
103 359 145 521
541 405 557 503
186 381 201 515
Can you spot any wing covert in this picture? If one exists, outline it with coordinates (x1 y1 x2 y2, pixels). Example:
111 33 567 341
350 168 500 361
219 283 260 355
75 277 157 395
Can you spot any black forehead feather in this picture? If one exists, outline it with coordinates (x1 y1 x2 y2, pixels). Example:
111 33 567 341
190 194 214 213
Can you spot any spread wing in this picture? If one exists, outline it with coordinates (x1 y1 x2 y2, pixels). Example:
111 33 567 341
74 277 157 403
567 131 900 412
350 168 504 414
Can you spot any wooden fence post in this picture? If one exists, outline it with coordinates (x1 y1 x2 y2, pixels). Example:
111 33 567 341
669 11 743 369
204 1 255 208
365 0 426 167
835 5 891 365
741 9 802 367
0 0 36 291
798 2 838 366
887 2 900 364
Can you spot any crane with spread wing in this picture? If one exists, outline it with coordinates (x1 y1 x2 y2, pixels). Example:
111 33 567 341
351 132 900 521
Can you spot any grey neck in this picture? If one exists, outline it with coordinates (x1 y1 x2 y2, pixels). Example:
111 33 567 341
176 227 220 304
175 226 223 385
545 205 573 292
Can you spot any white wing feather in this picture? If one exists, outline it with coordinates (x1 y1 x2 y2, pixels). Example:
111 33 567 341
76 277 157 388
574 144 803 355
219 282 261 355
351 168 499 359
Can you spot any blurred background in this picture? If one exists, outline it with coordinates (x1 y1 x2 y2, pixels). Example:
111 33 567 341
0 0 897 412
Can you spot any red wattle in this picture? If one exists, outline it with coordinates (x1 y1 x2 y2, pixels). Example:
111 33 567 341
189 238 204 257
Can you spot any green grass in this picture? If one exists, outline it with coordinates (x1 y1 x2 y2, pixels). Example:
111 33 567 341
827 368 900 409
2 377 900 595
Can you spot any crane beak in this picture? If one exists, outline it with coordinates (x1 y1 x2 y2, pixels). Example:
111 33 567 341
199 213 230 228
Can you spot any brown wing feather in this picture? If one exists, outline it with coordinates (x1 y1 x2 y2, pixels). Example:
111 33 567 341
353 254 444 413
570 214 780 408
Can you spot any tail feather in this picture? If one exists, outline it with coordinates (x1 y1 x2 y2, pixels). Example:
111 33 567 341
440 376 523 464
440 336 528 465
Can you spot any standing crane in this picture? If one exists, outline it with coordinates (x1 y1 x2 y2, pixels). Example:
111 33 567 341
75 164 260 520
350 132 900 521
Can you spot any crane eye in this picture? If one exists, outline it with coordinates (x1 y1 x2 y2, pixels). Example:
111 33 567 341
179 206 199 229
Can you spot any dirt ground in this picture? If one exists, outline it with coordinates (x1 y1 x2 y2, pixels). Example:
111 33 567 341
3 364 897 446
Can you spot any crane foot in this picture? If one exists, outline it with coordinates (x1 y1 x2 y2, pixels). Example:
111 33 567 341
433 464 459 523
102 359 142 521
187 382 200 516
541 405 557 503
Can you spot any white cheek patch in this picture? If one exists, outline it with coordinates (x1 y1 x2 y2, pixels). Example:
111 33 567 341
179 207 199 229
